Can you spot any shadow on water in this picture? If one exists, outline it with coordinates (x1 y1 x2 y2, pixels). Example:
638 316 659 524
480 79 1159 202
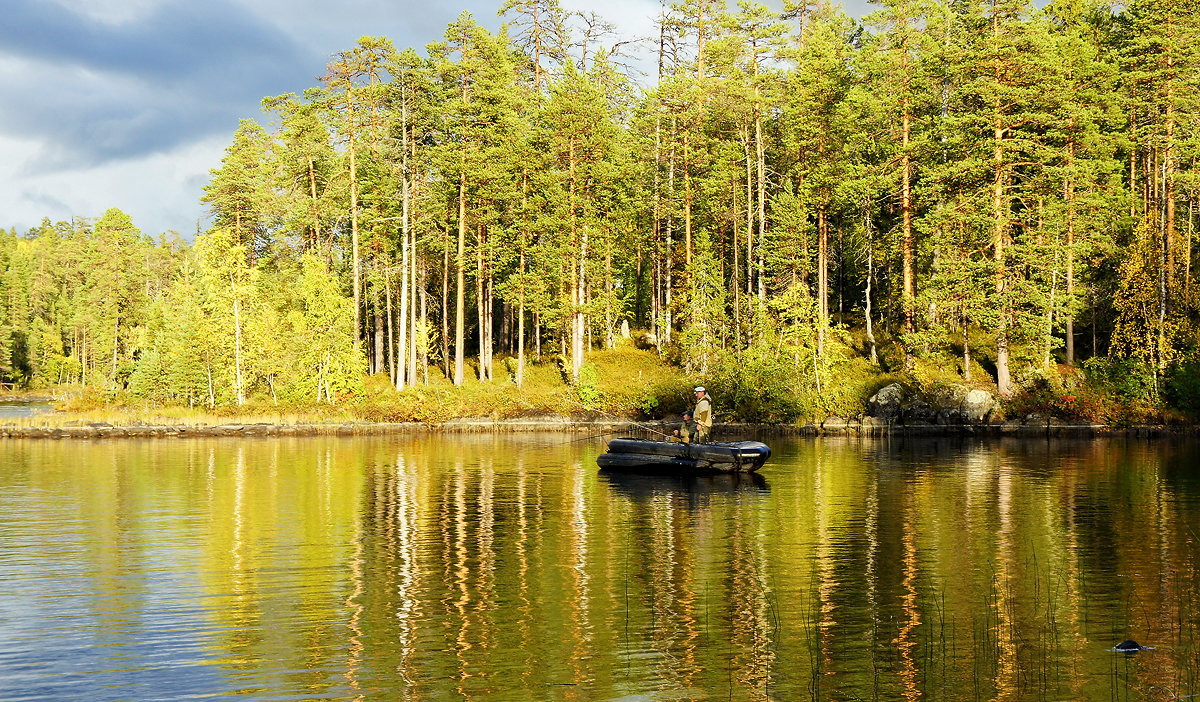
598 469 768 504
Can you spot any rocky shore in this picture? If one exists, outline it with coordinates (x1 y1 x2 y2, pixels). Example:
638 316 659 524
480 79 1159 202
797 382 1193 439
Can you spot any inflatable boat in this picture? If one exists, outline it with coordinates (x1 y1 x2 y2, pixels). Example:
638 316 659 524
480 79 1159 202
596 437 771 474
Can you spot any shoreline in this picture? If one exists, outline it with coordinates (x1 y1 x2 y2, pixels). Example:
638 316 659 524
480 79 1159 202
0 416 1195 440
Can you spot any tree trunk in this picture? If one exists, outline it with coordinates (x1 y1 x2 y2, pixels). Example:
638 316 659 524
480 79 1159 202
477 221 486 382
397 231 409 390
755 63 766 314
1165 29 1176 295
231 273 245 406
817 206 828 357
1045 264 1058 370
569 138 584 384
409 250 419 386
517 250 525 388
308 156 321 250
864 204 878 365
1065 138 1076 366
993 127 1011 397
486 274 494 381
992 10 1011 398
665 119 675 347
684 133 692 270
420 267 429 386
397 95 411 391
349 131 361 358
373 291 385 375
442 243 450 380
653 23 665 351
901 61 915 372
454 169 466 386
605 250 615 349
386 272 395 385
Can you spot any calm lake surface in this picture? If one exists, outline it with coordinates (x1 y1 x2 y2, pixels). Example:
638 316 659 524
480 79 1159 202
0 400 53 419
2 435 1199 701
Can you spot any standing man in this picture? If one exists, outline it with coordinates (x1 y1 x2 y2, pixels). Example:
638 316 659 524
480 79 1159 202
693 386 713 443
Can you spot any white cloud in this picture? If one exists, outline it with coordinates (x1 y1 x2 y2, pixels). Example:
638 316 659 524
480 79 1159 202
1 133 224 237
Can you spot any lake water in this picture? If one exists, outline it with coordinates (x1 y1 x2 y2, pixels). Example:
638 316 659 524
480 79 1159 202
1 435 1198 701
0 400 53 419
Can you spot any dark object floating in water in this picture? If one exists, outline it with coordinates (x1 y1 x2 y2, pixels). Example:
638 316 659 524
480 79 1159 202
1113 640 1145 652
597 438 771 474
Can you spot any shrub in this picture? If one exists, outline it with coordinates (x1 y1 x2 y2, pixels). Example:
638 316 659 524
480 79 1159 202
1081 357 1157 404
576 363 601 405
1164 357 1200 415
706 352 804 423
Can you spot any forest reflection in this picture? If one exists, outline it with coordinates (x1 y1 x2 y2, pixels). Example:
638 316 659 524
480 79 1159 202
2 436 1199 700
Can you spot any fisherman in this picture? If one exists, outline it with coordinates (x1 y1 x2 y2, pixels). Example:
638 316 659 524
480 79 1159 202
673 410 697 443
693 386 713 443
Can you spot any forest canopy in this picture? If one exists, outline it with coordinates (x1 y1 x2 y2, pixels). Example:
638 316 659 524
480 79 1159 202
2 0 1199 421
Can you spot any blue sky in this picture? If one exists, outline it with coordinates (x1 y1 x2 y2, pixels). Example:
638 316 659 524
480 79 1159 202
0 0 870 239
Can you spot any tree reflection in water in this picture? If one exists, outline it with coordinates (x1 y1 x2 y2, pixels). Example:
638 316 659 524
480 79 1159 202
1 435 1199 700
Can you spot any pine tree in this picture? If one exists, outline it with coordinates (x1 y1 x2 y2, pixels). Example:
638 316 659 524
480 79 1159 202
201 120 278 262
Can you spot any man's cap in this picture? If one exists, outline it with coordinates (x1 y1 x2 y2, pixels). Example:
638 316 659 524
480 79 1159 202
694 386 705 393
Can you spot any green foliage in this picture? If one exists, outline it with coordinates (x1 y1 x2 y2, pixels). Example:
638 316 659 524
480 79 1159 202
0 324 14 384
575 362 600 405
1164 357 1200 415
1081 356 1158 404
705 349 804 423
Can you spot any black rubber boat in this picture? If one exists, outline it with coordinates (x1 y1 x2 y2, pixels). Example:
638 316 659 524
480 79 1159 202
596 437 771 474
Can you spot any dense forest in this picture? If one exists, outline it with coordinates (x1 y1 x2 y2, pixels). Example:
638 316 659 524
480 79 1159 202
2 0 1199 421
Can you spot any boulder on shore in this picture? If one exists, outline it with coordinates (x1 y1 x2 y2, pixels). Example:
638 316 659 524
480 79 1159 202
868 383 905 420
960 389 997 424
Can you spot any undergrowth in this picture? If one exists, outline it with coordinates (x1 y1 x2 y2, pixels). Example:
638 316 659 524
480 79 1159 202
17 335 1200 427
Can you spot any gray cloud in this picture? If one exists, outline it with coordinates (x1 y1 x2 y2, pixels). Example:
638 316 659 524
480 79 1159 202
0 0 312 82
20 189 72 215
0 0 320 169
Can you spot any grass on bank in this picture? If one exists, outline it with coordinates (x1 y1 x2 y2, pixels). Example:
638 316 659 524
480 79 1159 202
9 342 694 428
5 330 1198 428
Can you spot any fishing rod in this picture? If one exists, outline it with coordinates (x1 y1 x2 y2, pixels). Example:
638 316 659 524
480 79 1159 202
567 421 677 443
562 397 679 440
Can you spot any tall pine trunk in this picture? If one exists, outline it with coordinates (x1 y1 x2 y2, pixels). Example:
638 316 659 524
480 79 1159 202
349 131 361 357
993 113 1011 396
992 8 1012 397
477 221 486 382
1065 137 1076 366
397 230 409 390
454 168 466 386
901 29 915 372
817 205 828 357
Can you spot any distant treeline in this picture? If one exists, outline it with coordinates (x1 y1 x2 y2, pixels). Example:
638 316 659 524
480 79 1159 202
1 0 1198 411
